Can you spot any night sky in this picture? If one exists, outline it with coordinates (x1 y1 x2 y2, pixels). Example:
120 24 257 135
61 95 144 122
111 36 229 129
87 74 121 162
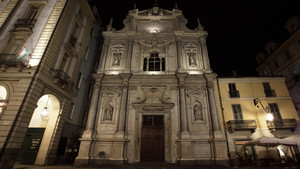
92 0 300 76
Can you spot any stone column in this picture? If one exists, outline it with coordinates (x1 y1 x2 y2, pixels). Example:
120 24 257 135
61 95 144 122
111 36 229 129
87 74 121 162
207 82 220 131
200 36 211 71
75 73 104 166
85 74 104 132
176 73 188 133
99 39 110 71
176 38 182 70
117 73 131 133
126 38 133 70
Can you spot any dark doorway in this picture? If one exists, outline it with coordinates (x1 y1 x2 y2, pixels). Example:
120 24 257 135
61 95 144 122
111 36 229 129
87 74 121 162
140 115 164 162
17 128 45 164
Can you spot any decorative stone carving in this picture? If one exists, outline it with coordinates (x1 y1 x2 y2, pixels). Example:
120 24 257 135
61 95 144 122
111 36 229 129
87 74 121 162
139 39 170 53
102 87 121 97
184 44 199 67
112 52 121 66
193 102 203 121
186 86 206 98
110 45 126 67
133 85 173 105
103 102 114 121
197 18 204 31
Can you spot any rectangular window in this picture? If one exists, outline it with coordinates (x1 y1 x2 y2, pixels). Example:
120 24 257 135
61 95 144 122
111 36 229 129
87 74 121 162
68 103 75 120
268 103 282 120
263 82 276 97
84 47 89 60
76 72 82 88
232 104 243 120
228 83 240 98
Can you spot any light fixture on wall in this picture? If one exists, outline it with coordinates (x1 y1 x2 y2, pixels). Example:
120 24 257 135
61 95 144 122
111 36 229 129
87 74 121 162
253 98 274 121
41 95 50 118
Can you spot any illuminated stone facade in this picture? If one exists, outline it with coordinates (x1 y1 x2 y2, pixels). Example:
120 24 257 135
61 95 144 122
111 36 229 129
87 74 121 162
75 6 228 166
0 0 99 168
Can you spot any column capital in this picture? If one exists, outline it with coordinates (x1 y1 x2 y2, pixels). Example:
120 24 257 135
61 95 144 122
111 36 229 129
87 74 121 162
176 72 188 85
119 73 132 83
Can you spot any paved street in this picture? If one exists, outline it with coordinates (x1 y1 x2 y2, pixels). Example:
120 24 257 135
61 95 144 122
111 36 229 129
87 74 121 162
13 163 255 169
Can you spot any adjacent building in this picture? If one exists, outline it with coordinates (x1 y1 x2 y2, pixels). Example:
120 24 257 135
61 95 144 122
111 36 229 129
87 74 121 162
215 77 299 166
75 5 228 166
256 16 300 117
0 0 101 168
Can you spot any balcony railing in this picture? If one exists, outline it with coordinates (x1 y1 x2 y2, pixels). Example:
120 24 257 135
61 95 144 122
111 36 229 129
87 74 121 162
50 69 70 85
226 120 257 133
0 54 29 66
267 119 297 131
14 19 37 29
69 35 77 47
264 89 276 97
229 90 240 98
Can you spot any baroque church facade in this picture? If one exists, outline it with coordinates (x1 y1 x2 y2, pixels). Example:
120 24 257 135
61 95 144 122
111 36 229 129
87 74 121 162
75 5 228 166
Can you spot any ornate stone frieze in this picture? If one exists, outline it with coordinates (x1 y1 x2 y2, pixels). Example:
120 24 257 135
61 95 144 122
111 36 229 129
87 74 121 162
102 87 121 97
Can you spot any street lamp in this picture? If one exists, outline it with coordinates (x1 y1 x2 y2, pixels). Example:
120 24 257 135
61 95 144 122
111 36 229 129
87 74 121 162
40 95 50 118
253 98 274 121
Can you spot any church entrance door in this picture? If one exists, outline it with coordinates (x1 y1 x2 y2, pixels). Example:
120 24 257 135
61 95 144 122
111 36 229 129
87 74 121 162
140 115 164 162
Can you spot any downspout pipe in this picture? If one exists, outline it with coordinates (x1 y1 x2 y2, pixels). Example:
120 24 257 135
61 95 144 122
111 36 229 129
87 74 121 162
216 77 232 167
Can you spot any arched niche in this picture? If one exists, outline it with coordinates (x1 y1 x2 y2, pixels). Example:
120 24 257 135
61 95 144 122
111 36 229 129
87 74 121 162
27 94 60 165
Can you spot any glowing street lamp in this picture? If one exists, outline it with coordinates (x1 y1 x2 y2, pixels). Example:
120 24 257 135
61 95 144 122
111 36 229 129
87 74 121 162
253 98 274 121
40 96 50 118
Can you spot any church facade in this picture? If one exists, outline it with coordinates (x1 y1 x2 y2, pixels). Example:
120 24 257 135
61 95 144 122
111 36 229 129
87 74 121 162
75 6 228 166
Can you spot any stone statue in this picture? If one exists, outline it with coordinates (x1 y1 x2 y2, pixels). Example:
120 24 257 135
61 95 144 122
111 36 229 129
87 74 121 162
188 52 197 66
106 18 113 31
112 53 121 66
103 103 113 121
197 18 204 31
193 104 203 121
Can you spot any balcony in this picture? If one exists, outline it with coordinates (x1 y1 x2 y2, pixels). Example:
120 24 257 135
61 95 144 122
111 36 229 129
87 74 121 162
229 90 240 98
226 120 257 133
267 119 297 131
50 69 70 85
0 53 29 66
14 19 37 30
264 89 276 97
69 35 77 47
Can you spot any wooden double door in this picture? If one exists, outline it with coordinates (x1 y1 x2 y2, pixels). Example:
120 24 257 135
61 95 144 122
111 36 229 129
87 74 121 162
140 115 164 162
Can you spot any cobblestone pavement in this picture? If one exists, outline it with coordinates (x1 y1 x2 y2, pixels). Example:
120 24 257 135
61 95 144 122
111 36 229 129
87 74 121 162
13 163 256 169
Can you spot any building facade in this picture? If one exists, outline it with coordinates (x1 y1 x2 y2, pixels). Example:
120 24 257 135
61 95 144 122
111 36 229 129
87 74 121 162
215 77 299 166
256 16 300 117
75 5 228 166
0 0 100 168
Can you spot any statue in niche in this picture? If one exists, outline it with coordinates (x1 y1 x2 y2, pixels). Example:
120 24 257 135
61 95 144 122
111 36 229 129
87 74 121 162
103 103 113 121
112 53 121 66
193 103 203 121
188 52 197 66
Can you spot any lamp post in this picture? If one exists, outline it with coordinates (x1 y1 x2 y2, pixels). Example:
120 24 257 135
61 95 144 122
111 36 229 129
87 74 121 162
253 98 274 121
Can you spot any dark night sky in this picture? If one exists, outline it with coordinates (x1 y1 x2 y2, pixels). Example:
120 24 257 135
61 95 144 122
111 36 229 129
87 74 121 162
91 0 300 76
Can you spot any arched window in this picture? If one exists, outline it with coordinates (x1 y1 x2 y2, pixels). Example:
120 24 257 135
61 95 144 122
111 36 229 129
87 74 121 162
0 86 8 118
143 53 165 71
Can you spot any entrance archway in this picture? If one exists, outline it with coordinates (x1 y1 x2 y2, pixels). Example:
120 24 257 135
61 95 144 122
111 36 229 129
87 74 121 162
17 94 60 165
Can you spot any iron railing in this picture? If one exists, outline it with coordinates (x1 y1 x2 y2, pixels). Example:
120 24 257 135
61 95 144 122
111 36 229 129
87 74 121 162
267 119 297 131
0 54 29 66
226 120 257 133
14 19 37 29
50 69 70 85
